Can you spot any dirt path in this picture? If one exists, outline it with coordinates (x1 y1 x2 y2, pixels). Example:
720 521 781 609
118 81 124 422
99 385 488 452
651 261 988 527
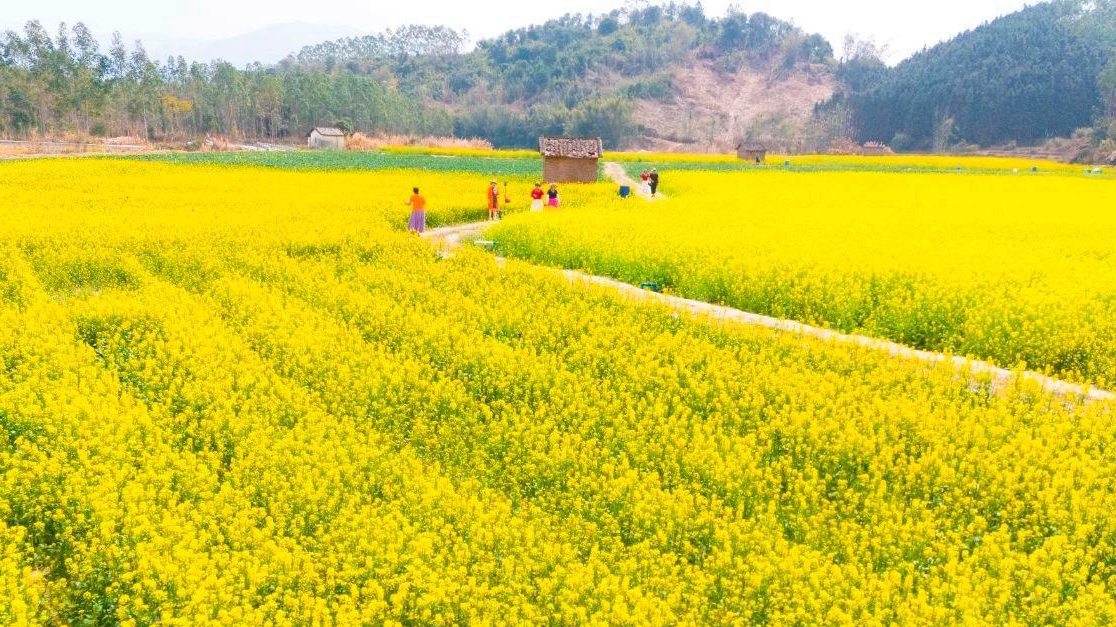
420 185 1113 406
559 270 1113 404
421 221 492 250
603 162 667 200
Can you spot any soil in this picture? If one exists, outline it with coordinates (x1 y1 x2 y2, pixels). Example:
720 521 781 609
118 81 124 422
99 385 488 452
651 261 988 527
633 58 837 153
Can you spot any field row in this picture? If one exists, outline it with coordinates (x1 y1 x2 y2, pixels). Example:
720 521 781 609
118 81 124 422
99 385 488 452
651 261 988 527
132 150 544 177
613 153 1109 177
4 232 1116 627
2 159 1115 625
490 168 1116 387
0 159 606 236
116 149 1109 179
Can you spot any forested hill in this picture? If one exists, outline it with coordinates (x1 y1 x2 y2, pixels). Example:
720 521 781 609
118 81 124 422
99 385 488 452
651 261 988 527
7 2 1113 153
843 0 1116 152
283 6 837 149
0 5 837 150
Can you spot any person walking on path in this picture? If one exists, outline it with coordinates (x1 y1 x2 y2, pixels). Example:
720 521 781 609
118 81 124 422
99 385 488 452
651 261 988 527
406 187 426 233
547 184 560 207
530 182 545 212
487 180 501 221
648 169 660 198
640 170 651 196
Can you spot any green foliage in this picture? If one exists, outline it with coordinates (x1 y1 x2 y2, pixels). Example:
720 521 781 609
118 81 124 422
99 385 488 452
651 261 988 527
131 150 541 176
0 5 833 149
1099 56 1116 118
848 2 1108 148
290 5 829 147
623 74 675 102
0 22 455 140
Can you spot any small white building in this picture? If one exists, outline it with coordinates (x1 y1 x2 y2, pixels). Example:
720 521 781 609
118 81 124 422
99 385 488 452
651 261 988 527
308 127 345 149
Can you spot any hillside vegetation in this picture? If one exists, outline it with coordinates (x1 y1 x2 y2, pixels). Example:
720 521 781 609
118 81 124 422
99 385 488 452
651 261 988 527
288 5 836 149
0 5 834 149
841 0 1116 155
5 1 1116 153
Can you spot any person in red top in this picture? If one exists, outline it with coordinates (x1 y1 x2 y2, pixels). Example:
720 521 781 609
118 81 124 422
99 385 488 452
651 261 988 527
487 180 500 220
405 187 426 233
530 182 545 212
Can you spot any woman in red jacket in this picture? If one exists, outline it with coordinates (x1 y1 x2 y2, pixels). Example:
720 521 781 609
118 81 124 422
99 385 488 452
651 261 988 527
530 182 544 212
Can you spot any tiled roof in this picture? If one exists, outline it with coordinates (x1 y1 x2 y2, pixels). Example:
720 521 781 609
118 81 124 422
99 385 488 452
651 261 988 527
539 136 603 158
311 127 346 137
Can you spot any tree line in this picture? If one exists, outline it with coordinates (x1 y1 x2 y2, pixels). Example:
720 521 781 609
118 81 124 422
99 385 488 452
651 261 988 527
839 0 1116 151
0 21 455 141
0 4 832 148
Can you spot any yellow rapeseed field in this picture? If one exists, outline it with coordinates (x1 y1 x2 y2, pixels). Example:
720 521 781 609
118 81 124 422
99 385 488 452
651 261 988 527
609 152 1093 173
492 167 1116 386
2 158 1116 626
776 154 1089 173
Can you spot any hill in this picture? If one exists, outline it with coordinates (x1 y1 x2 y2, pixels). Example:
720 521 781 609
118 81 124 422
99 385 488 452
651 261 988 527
12 2 1116 155
0 6 838 151
284 6 838 150
841 0 1116 154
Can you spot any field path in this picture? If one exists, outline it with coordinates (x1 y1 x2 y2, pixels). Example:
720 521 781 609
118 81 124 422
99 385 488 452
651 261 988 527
422 177 1114 406
602 162 668 200
421 221 491 249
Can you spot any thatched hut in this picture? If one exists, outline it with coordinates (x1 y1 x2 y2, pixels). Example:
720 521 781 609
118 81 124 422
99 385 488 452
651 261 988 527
540 136 602 183
736 142 767 163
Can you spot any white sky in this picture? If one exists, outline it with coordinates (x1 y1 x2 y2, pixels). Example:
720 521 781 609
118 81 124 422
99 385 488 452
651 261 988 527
0 0 1036 63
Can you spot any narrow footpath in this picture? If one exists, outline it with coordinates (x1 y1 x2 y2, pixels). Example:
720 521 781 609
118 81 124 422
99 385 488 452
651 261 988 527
421 165 1114 406
602 162 667 200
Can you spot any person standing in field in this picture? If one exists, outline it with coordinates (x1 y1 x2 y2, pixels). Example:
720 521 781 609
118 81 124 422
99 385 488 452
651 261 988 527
547 184 560 207
406 187 426 234
487 180 501 220
649 169 660 198
640 170 651 195
530 182 545 212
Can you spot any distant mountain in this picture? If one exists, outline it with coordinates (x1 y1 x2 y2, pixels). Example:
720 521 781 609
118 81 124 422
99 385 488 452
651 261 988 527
285 7 839 150
843 0 1116 150
143 22 365 66
15 3 1114 154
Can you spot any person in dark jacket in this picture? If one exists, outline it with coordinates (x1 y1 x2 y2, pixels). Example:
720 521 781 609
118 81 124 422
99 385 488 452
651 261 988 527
648 169 660 197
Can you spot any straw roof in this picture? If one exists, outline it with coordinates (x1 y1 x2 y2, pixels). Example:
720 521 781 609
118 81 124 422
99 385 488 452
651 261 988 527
539 136 603 159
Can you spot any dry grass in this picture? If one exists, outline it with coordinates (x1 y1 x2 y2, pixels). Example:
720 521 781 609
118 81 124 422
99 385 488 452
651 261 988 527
346 132 493 151
0 132 151 157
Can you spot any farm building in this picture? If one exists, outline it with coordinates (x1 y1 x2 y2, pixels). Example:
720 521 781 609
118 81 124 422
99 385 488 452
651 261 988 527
540 136 602 183
736 142 767 163
859 142 894 156
308 127 346 149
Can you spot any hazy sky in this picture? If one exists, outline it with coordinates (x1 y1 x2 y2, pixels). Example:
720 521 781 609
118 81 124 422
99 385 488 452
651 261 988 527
0 0 1035 62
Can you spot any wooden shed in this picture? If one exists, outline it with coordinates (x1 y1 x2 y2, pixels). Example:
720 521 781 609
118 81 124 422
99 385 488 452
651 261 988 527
308 127 345 150
540 136 602 183
736 142 767 163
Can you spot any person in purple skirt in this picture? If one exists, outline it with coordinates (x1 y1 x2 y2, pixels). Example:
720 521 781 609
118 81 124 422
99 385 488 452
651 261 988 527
405 187 426 233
